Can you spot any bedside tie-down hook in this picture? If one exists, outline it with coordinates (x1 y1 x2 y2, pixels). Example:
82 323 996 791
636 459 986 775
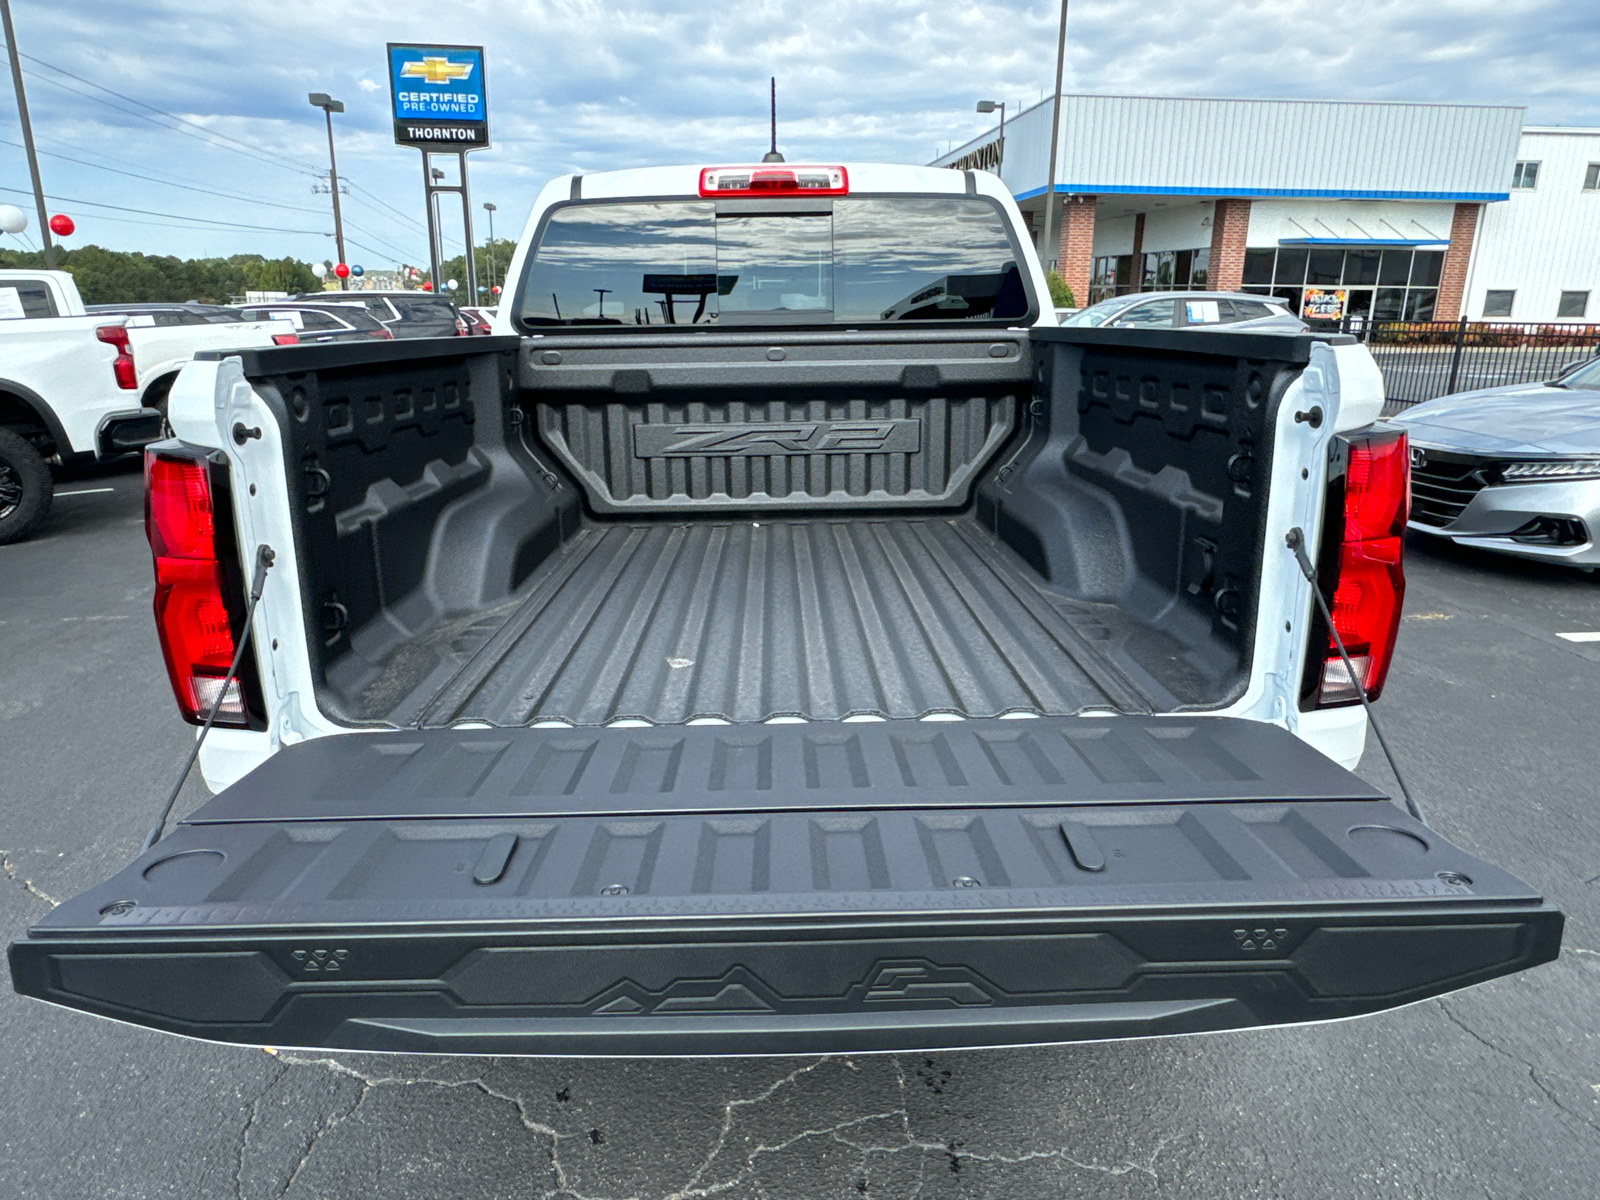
1285 527 1423 824
141 545 275 851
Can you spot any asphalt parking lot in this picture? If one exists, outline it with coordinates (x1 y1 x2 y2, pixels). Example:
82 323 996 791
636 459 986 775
2 459 1597 1200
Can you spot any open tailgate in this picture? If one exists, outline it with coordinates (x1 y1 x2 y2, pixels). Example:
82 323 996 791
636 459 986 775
10 717 1561 1054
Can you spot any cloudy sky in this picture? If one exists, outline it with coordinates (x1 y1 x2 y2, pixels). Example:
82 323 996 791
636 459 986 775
1 0 1596 270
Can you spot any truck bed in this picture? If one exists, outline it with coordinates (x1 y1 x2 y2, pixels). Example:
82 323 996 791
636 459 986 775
365 513 1181 728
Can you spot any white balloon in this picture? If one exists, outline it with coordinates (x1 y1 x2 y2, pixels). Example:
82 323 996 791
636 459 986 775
446 278 459 290
310 262 327 279
0 205 27 235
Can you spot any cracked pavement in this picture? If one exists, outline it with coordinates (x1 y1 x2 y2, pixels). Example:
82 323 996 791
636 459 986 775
2 462 1597 1199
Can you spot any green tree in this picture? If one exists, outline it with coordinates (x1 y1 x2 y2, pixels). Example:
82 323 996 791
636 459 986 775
0 245 321 304
1046 270 1076 309
424 237 516 301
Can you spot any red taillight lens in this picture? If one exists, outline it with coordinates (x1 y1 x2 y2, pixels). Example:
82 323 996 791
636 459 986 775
96 323 137 390
145 451 247 725
271 333 299 346
699 165 849 196
1309 429 1409 706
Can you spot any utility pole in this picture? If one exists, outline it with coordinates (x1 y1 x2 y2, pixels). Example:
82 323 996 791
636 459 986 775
1 0 53 268
1038 0 1069 273
308 93 348 288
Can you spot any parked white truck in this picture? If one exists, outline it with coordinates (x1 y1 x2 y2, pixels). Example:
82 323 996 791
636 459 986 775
9 165 1561 1054
0 269 290 542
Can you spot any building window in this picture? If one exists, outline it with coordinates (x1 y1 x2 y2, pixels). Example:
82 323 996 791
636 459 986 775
1584 164 1600 191
1090 248 1208 303
1558 291 1590 319
1236 245 1440 324
1512 161 1540 190
1483 290 1515 318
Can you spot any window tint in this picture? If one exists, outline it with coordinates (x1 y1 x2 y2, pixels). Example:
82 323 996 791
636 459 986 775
0 279 58 319
1230 300 1275 320
1241 248 1275 286
1111 299 1175 328
295 309 345 331
1558 291 1589 319
1273 249 1308 286
519 197 1030 328
1483 290 1515 318
389 296 458 321
1306 249 1343 286
1410 251 1444 288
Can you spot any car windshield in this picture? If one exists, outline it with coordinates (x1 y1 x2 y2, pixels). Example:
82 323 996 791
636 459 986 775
518 196 1032 328
1557 358 1600 388
1062 298 1135 327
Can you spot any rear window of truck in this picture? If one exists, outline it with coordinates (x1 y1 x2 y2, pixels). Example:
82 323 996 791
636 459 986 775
516 196 1033 329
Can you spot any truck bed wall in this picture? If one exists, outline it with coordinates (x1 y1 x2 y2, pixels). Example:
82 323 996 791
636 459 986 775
978 327 1307 702
237 328 1310 728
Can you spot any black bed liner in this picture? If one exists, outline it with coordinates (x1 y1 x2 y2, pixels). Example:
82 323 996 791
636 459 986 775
385 515 1205 729
10 719 1562 1054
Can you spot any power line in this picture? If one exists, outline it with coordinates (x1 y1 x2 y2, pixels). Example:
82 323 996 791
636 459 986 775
0 40 327 176
342 178 426 231
0 48 326 179
338 216 421 264
0 135 329 214
0 184 327 233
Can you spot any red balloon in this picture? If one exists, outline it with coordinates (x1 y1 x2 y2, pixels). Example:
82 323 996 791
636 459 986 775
491 285 501 295
48 214 74 236
421 281 433 291
333 262 350 279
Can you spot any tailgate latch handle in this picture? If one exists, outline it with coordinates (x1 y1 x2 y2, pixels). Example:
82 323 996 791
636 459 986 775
1060 822 1107 872
473 833 520 886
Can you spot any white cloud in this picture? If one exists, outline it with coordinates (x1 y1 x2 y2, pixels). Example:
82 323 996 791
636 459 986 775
0 0 1593 264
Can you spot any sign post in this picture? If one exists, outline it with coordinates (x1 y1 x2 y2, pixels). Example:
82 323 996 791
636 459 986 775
387 43 489 297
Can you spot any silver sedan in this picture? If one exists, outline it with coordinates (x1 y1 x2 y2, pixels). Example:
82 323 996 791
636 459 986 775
1392 357 1600 569
1057 291 1308 332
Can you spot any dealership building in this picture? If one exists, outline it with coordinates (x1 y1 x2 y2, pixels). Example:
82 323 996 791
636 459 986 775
934 95 1600 324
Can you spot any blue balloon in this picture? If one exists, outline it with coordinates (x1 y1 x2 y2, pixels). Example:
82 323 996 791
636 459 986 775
351 264 364 277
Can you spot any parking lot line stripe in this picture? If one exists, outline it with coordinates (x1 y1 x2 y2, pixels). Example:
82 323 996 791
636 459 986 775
54 488 116 497
1555 632 1600 643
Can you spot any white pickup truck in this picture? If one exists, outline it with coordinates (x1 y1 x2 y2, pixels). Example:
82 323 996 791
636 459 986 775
9 164 1562 1055
0 269 291 542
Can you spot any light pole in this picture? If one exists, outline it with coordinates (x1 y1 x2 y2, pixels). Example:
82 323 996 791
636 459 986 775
1039 0 1070 272
1 0 52 268
482 202 496 295
308 93 348 289
975 100 1006 179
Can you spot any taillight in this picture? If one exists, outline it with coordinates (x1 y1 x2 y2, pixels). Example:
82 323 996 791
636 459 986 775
368 328 393 339
96 324 137 390
271 333 299 346
145 449 258 727
1302 427 1409 708
699 165 849 196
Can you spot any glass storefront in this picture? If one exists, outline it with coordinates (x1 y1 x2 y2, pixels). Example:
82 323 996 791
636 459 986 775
1240 245 1444 324
1090 247 1209 303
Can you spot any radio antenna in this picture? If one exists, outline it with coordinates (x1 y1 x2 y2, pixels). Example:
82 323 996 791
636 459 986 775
762 76 784 162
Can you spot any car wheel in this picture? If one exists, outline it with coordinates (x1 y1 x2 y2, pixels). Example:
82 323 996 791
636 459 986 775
0 428 53 545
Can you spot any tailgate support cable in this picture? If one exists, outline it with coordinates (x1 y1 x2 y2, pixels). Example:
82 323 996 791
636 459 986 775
1286 528 1426 825
141 544 275 853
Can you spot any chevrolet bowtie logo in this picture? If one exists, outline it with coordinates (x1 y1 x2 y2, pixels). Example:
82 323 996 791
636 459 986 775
400 57 473 85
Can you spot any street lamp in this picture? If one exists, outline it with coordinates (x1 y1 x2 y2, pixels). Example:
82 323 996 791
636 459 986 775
308 93 348 289
975 100 1006 178
482 202 497 294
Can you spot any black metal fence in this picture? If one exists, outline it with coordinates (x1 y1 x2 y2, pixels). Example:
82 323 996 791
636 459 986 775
1349 318 1600 413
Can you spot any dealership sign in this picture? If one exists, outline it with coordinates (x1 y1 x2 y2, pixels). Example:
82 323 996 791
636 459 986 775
387 44 489 148
946 139 1002 173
